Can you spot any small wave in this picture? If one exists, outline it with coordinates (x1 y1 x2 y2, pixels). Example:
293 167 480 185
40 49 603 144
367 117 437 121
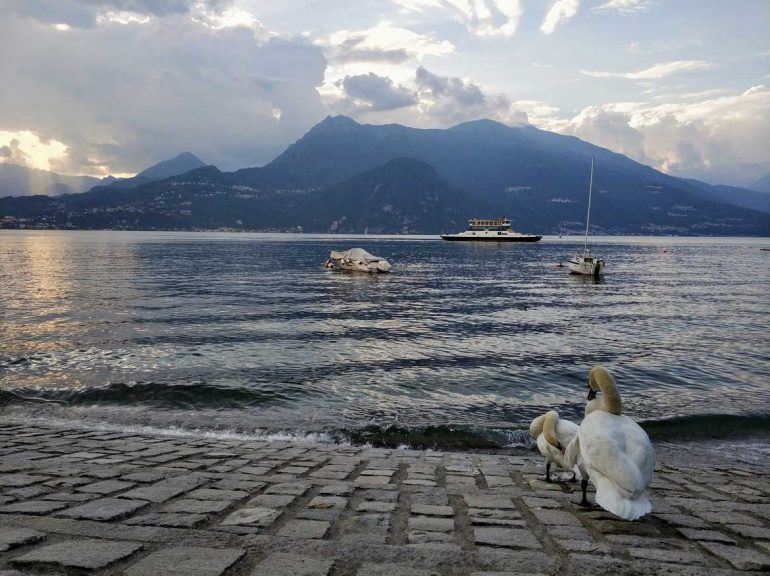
640 413 770 440
0 381 287 409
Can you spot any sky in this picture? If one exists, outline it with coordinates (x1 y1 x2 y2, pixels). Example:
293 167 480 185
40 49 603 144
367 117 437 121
0 0 768 186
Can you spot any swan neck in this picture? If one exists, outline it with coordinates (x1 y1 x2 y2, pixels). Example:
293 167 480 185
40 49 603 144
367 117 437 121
600 380 622 415
543 411 560 447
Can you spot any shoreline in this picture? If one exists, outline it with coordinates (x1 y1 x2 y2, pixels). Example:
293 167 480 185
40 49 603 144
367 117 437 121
1 417 768 574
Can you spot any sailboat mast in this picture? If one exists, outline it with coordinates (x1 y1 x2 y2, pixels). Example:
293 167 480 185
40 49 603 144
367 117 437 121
583 156 594 255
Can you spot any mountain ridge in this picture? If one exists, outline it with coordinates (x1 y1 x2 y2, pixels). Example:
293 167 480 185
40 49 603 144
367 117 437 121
1 117 767 235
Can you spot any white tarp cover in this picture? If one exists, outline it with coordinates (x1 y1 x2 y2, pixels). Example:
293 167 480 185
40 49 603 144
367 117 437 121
331 248 382 263
328 248 391 273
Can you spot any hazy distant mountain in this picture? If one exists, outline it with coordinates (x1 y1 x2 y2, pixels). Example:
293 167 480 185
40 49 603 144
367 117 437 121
747 173 770 194
678 178 769 213
0 163 102 197
2 118 768 235
94 152 206 191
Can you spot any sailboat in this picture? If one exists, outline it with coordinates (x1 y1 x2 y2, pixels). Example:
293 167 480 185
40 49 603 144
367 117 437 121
568 157 605 279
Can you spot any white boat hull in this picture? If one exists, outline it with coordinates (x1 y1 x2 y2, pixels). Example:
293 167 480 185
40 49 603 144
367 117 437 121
568 256 604 278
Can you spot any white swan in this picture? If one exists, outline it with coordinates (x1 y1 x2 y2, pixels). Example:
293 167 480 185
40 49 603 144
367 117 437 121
529 410 580 482
564 366 655 520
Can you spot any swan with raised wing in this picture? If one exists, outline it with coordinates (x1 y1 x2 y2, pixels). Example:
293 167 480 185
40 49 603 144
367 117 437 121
565 366 655 520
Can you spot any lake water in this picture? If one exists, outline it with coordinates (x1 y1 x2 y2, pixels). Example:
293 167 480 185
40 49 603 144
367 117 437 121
1 231 769 449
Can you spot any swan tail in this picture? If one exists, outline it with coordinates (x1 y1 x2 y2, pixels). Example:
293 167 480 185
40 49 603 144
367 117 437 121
594 476 652 520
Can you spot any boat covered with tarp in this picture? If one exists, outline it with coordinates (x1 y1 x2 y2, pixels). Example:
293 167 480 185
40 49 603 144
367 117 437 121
324 248 391 274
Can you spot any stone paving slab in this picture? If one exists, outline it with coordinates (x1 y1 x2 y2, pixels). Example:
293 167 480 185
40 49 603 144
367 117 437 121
1 419 769 575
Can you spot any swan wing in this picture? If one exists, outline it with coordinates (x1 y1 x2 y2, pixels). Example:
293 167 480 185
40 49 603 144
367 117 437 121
556 419 579 446
564 435 581 469
619 416 655 487
579 412 646 498
536 433 567 469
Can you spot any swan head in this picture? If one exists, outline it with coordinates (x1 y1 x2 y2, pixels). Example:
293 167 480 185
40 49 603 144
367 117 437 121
586 365 622 415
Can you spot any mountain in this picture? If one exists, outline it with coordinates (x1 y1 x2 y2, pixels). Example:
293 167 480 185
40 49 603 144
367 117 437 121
2 118 768 235
94 152 206 191
0 163 102 197
304 158 472 234
747 173 770 194
678 178 769 213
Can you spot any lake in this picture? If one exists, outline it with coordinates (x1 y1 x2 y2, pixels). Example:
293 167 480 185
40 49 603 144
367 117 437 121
1 231 768 449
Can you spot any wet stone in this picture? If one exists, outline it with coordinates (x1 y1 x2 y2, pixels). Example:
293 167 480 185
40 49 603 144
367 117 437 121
0 528 44 552
58 497 147 521
0 500 68 515
318 484 353 496
676 528 737 543
411 504 453 517
221 507 281 527
265 482 310 496
163 499 231 514
126 513 208 528
120 475 206 503
474 527 542 550
408 516 455 532
699 542 770 571
654 513 710 529
40 491 98 502
365 489 399 502
12 538 142 570
725 524 770 539
248 494 295 508
308 496 347 509
532 509 582 526
0 475 46 488
124 546 245 576
278 519 330 539
464 495 517 510
357 501 396 513
628 547 707 564
250 552 333 576
77 479 134 494
357 564 441 576
187 488 248 500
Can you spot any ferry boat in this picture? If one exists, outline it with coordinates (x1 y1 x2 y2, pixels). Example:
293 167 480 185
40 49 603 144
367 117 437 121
441 218 542 242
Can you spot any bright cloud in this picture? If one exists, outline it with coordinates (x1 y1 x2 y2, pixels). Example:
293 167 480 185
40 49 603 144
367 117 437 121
394 0 523 37
563 86 770 183
540 0 580 34
583 60 716 80
593 0 658 13
0 130 69 171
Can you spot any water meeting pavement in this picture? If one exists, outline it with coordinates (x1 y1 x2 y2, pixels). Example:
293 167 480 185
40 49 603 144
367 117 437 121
0 418 768 575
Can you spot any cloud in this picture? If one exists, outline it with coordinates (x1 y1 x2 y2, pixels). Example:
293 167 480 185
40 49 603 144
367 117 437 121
540 0 580 34
2 0 230 28
563 87 770 185
593 0 658 13
394 0 523 37
0 8 327 175
339 73 418 111
582 60 716 80
317 21 454 104
0 130 69 171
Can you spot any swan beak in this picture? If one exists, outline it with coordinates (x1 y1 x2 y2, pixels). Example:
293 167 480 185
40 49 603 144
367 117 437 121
587 388 597 400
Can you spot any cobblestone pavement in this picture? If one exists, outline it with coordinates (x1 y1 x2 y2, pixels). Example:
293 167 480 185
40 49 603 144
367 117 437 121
1 419 768 575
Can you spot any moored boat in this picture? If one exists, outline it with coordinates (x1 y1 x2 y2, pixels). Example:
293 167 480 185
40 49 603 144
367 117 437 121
568 157 604 279
441 218 542 242
324 248 391 274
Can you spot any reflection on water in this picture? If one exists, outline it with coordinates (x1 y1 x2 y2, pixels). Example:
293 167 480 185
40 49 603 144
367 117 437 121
1 231 769 439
